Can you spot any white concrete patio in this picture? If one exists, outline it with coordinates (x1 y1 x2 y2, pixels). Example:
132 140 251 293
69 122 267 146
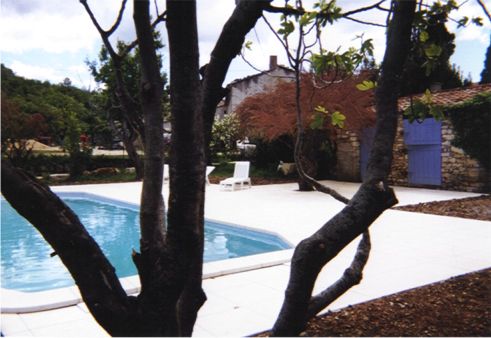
1 181 490 336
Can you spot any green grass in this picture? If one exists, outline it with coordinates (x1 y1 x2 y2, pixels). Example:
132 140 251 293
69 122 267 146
210 161 283 178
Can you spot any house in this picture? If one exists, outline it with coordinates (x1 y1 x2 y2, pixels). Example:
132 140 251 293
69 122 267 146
216 56 295 119
335 83 491 192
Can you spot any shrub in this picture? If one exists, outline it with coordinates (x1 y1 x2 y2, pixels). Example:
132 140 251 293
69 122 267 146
447 92 491 169
210 113 243 162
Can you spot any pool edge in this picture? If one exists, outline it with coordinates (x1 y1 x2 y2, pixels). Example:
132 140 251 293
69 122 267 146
1 249 293 314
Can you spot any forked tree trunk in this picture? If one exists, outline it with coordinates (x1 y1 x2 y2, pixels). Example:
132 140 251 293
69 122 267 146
271 1 417 335
120 121 144 180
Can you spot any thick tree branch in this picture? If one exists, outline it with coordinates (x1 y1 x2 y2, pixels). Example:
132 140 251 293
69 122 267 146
133 0 166 255
121 11 167 58
271 1 415 335
166 0 206 334
1 161 133 336
201 0 273 162
307 231 371 318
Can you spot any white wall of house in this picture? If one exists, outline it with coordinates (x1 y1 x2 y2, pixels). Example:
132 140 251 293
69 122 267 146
226 67 294 115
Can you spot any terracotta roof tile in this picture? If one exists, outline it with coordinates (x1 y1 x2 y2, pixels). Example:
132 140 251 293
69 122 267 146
398 83 491 110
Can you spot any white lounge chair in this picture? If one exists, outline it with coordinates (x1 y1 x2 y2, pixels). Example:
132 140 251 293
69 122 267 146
164 164 214 185
206 166 215 185
219 161 251 191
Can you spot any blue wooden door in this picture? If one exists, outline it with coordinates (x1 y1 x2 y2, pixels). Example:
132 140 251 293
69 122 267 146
403 118 442 186
360 127 375 180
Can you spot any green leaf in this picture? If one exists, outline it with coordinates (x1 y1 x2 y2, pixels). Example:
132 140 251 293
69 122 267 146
310 113 325 130
314 105 327 114
331 111 346 128
419 31 429 43
278 20 295 37
356 80 376 91
244 40 253 50
299 12 315 26
457 16 469 28
424 44 442 58
472 17 483 26
421 89 433 105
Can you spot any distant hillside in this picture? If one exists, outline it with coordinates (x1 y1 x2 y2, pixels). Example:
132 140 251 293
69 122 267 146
1 64 110 147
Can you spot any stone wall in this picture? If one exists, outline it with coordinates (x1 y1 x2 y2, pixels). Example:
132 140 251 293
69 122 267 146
440 120 489 192
333 116 489 192
334 129 360 182
387 116 489 192
388 118 409 186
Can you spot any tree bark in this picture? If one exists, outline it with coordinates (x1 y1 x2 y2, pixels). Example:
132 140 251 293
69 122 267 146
271 1 416 335
121 120 144 180
165 1 207 335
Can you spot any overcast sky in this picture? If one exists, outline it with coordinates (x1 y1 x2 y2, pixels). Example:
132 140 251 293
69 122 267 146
1 0 489 90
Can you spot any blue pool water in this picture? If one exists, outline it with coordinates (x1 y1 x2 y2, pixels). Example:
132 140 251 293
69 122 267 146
1 193 290 292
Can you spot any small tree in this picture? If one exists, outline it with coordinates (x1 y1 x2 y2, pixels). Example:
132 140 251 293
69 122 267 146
209 113 243 162
447 92 491 170
1 93 48 165
236 72 375 190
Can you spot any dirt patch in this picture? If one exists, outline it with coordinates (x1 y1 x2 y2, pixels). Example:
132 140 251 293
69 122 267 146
394 194 491 221
256 268 491 337
301 268 491 337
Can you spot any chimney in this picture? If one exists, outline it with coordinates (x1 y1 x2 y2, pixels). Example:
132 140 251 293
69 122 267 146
269 55 278 70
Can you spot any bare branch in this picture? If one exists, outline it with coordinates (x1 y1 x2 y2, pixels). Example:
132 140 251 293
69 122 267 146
240 52 264 73
154 0 160 16
307 231 371 318
261 15 296 68
107 0 128 36
343 16 387 27
342 0 386 17
477 0 491 22
79 0 118 59
265 0 389 26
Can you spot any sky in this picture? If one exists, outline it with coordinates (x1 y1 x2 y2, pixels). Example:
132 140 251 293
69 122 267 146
1 0 490 90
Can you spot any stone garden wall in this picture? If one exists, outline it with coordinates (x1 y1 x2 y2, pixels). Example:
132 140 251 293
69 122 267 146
333 116 489 193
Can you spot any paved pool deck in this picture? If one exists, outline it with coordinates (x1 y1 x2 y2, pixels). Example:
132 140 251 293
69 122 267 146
1 180 490 336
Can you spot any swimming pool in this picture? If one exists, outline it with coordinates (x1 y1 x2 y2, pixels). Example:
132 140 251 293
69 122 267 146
1 193 290 292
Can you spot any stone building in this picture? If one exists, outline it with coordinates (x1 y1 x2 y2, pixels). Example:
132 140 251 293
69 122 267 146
216 56 295 119
334 83 490 192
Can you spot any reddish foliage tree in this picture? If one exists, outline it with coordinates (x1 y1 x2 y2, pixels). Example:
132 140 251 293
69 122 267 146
236 72 376 190
236 72 376 142
1 93 48 161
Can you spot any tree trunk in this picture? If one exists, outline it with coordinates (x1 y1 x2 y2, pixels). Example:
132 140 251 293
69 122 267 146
165 0 207 335
271 1 416 335
121 121 144 180
297 130 319 191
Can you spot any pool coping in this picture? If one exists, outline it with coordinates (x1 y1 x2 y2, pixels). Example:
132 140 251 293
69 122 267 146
1 249 293 313
1 191 294 314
